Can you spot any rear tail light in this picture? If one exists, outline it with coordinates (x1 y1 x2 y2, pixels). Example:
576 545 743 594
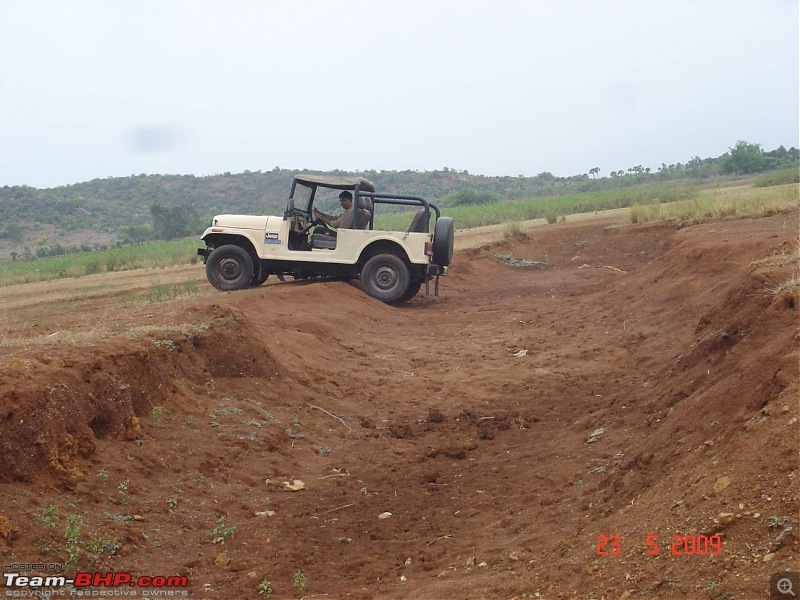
424 241 433 256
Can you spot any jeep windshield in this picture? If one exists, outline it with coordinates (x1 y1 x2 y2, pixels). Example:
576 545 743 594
289 174 376 214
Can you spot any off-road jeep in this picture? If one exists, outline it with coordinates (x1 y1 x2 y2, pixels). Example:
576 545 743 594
197 174 454 303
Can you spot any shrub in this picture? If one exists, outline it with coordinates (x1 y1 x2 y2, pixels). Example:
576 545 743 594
754 168 800 187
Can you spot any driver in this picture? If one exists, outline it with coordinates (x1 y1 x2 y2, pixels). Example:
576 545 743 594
313 191 353 229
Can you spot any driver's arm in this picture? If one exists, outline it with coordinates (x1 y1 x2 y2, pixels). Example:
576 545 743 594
313 208 333 224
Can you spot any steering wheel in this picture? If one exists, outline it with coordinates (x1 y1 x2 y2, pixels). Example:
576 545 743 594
302 219 334 235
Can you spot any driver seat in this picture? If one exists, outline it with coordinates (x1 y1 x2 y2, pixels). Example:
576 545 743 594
310 196 372 249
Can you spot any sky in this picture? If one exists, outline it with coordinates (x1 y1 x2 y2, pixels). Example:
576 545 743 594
1 0 798 189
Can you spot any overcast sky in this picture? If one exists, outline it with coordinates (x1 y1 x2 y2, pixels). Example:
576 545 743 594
1 0 798 188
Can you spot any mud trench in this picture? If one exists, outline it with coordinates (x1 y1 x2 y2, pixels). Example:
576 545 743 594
0 213 797 599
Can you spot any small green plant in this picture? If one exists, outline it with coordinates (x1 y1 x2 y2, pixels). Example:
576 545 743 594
502 221 528 239
769 515 789 528
544 208 559 224
151 406 164 424
85 537 115 564
167 494 180 510
316 446 331 456
292 570 306 594
207 517 236 541
257 580 273 597
285 428 304 440
64 514 83 570
40 506 60 529
153 339 177 351
97 469 108 483
116 479 131 504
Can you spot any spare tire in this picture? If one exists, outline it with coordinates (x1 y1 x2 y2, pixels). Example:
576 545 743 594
432 216 454 266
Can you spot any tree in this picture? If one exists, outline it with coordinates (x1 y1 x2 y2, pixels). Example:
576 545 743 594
150 202 201 240
721 141 765 174
443 189 499 207
589 167 600 179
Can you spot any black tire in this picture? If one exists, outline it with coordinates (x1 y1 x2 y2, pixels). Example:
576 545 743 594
362 254 411 303
393 279 422 304
206 244 254 291
252 267 270 286
432 216 455 267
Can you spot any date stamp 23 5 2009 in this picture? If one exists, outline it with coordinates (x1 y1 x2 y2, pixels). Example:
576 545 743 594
596 534 722 557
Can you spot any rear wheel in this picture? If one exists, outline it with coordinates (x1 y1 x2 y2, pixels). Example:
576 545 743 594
206 244 254 291
393 279 422 304
362 254 410 303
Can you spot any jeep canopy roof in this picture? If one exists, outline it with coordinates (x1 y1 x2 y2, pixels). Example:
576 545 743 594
293 174 376 193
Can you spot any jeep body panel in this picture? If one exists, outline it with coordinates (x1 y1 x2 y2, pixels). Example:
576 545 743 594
199 174 453 302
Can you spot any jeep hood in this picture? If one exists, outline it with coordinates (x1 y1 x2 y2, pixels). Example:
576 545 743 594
210 214 273 230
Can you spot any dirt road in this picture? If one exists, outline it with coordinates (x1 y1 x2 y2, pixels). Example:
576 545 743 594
0 210 797 598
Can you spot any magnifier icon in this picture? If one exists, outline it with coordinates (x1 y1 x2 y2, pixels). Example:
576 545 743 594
778 578 796 596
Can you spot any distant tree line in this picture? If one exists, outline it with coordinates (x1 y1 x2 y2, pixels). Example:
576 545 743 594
0 140 796 258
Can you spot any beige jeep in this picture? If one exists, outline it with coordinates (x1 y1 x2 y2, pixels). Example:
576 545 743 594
197 174 454 303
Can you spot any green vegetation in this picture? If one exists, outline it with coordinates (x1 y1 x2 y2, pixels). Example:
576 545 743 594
292 571 307 594
257 580 273 597
40 506 60 529
502 221 528 239
64 514 83 571
754 167 800 187
0 143 797 289
207 516 236 541
769 515 789 528
628 183 797 224
0 140 796 255
0 237 198 286
376 184 697 230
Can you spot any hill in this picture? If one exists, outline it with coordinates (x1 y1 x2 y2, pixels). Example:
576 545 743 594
0 141 796 259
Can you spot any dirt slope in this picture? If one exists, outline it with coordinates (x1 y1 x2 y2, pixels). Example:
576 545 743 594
0 211 798 599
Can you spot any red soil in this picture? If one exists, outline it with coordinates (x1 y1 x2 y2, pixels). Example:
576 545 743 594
0 211 798 599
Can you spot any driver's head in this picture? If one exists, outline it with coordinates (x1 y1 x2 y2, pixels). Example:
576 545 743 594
339 191 353 207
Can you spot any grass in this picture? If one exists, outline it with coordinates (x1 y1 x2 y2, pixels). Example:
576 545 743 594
629 183 798 224
0 237 199 287
754 168 800 187
374 184 698 230
1 182 796 288
502 221 529 238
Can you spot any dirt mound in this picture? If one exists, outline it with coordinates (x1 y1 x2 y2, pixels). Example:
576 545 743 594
0 304 284 486
0 211 796 598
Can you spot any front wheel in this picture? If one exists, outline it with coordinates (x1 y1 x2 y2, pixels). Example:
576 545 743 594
252 268 270 286
206 244 254 291
361 254 411 303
